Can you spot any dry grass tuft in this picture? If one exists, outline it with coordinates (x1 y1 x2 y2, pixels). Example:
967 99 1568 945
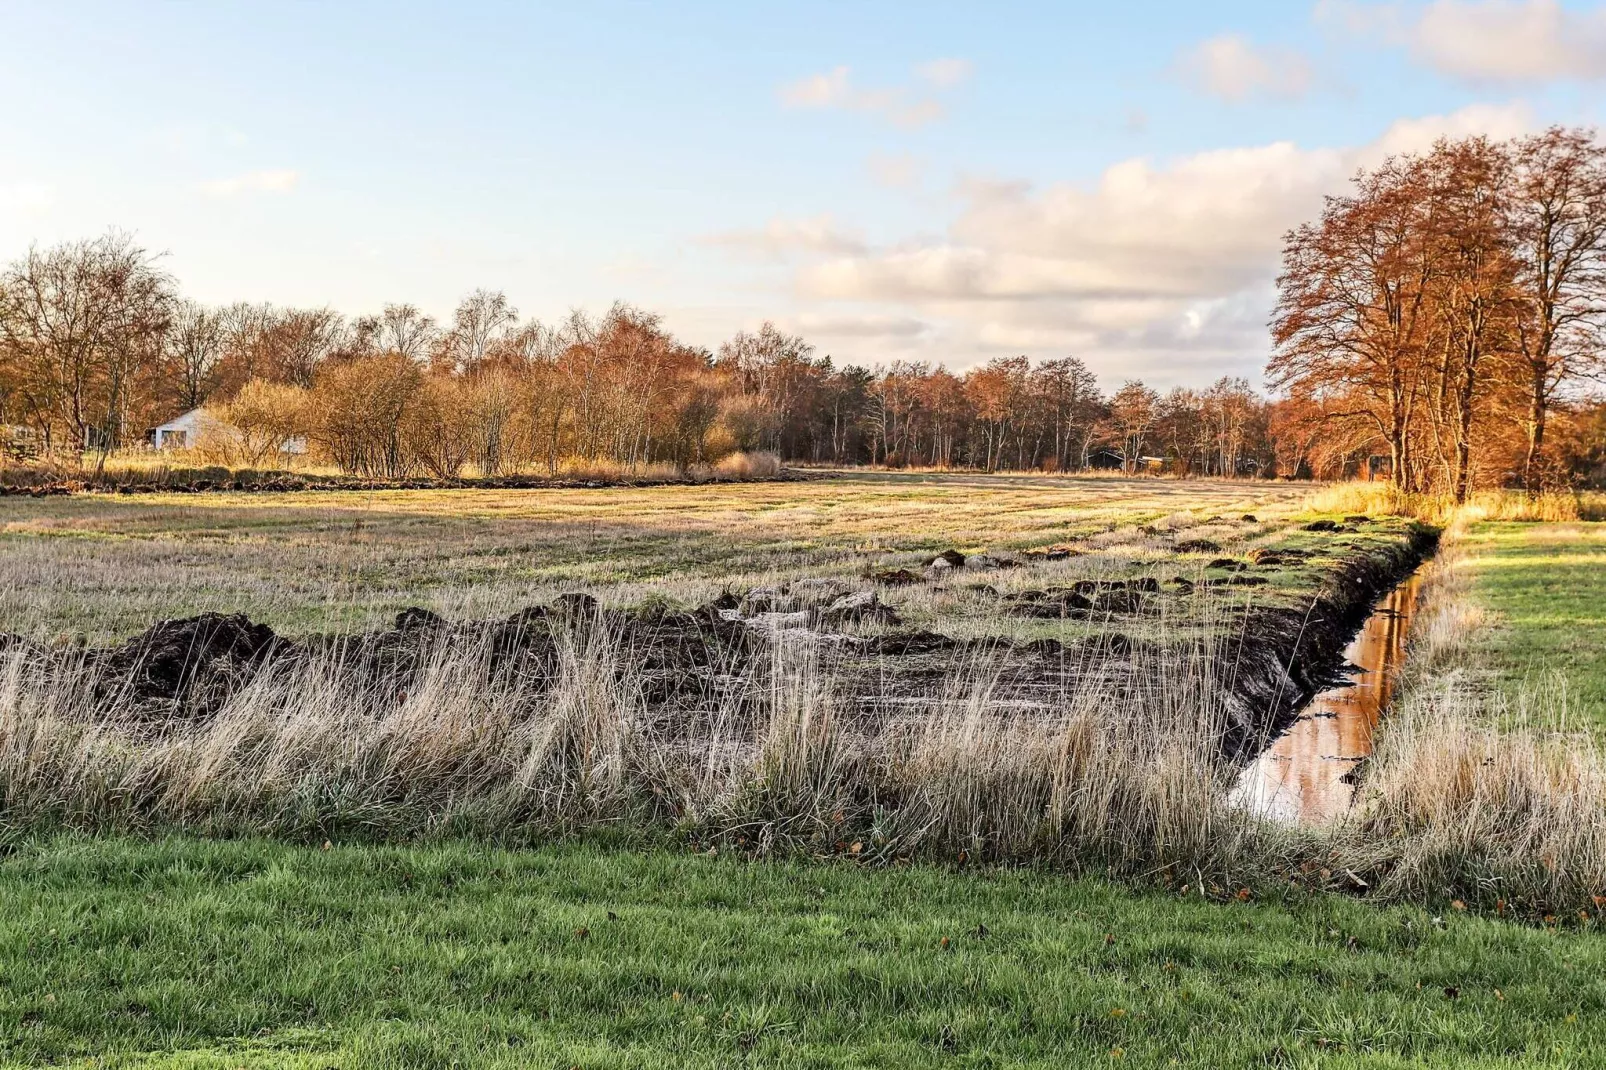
1306 480 1593 525
555 456 684 483
708 451 783 479
1353 690 1606 907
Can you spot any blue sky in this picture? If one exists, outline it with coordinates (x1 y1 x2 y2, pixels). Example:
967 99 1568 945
3 1 1605 387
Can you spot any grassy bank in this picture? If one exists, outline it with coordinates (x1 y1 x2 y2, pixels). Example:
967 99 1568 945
2 834 1603 1069
1458 521 1606 729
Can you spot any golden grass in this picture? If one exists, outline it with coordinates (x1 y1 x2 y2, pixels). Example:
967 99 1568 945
0 473 1311 640
6 583 1598 909
0 607 1289 884
1306 479 1599 524
707 450 782 479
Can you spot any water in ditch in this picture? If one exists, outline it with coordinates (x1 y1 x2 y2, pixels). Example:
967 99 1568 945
1234 573 1422 824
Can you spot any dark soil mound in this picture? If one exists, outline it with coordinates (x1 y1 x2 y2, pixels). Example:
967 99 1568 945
89 613 284 713
872 568 924 586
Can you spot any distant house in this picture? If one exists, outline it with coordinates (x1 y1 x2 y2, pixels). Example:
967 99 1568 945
151 408 215 449
1088 447 1125 470
150 408 307 455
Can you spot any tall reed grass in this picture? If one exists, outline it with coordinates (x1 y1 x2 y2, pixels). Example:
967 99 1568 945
1305 480 1597 524
0 615 1286 884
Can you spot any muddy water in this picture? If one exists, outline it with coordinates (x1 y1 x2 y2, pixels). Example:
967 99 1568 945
1235 573 1422 824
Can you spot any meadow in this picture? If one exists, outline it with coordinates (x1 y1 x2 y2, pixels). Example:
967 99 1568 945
0 471 1303 638
1 471 1604 1067
1458 521 1606 730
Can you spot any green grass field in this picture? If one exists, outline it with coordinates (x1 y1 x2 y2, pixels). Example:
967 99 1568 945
1461 521 1606 728
2 834 1603 1069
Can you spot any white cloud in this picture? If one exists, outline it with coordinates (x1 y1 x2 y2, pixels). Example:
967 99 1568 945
789 312 934 339
867 152 924 189
780 65 854 109
701 214 867 259
751 103 1535 381
1360 100 1533 162
1323 0 1606 84
778 60 970 128
1176 33 1315 102
197 169 301 198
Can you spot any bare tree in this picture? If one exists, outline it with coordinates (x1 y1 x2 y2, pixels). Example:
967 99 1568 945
0 231 174 462
1106 380 1160 473
435 289 517 374
366 304 440 363
1423 137 1519 502
1271 157 1439 490
165 301 227 411
265 308 346 388
1507 127 1606 491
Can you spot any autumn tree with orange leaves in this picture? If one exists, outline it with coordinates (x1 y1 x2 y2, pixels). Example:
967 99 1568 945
1271 127 1606 499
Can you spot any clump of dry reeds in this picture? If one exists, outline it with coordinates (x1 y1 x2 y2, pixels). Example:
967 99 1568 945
1349 687 1606 908
706 450 783 480
1305 479 1591 525
553 456 685 483
0 612 1278 883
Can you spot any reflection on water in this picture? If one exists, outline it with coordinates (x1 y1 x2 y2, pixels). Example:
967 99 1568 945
1234 574 1421 824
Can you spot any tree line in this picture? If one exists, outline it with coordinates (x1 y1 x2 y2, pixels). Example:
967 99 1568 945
4 126 1605 488
0 234 1281 479
1271 127 1606 499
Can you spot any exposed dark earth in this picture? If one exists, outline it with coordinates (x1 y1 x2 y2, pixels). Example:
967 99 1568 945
0 524 1435 763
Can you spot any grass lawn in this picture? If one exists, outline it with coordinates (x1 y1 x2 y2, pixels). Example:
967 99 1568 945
1461 521 1606 728
1 834 1602 1069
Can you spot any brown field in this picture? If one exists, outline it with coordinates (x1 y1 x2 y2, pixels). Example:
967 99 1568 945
1 471 1309 639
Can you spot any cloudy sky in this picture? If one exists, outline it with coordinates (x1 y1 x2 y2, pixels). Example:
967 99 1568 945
3 1 1604 388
